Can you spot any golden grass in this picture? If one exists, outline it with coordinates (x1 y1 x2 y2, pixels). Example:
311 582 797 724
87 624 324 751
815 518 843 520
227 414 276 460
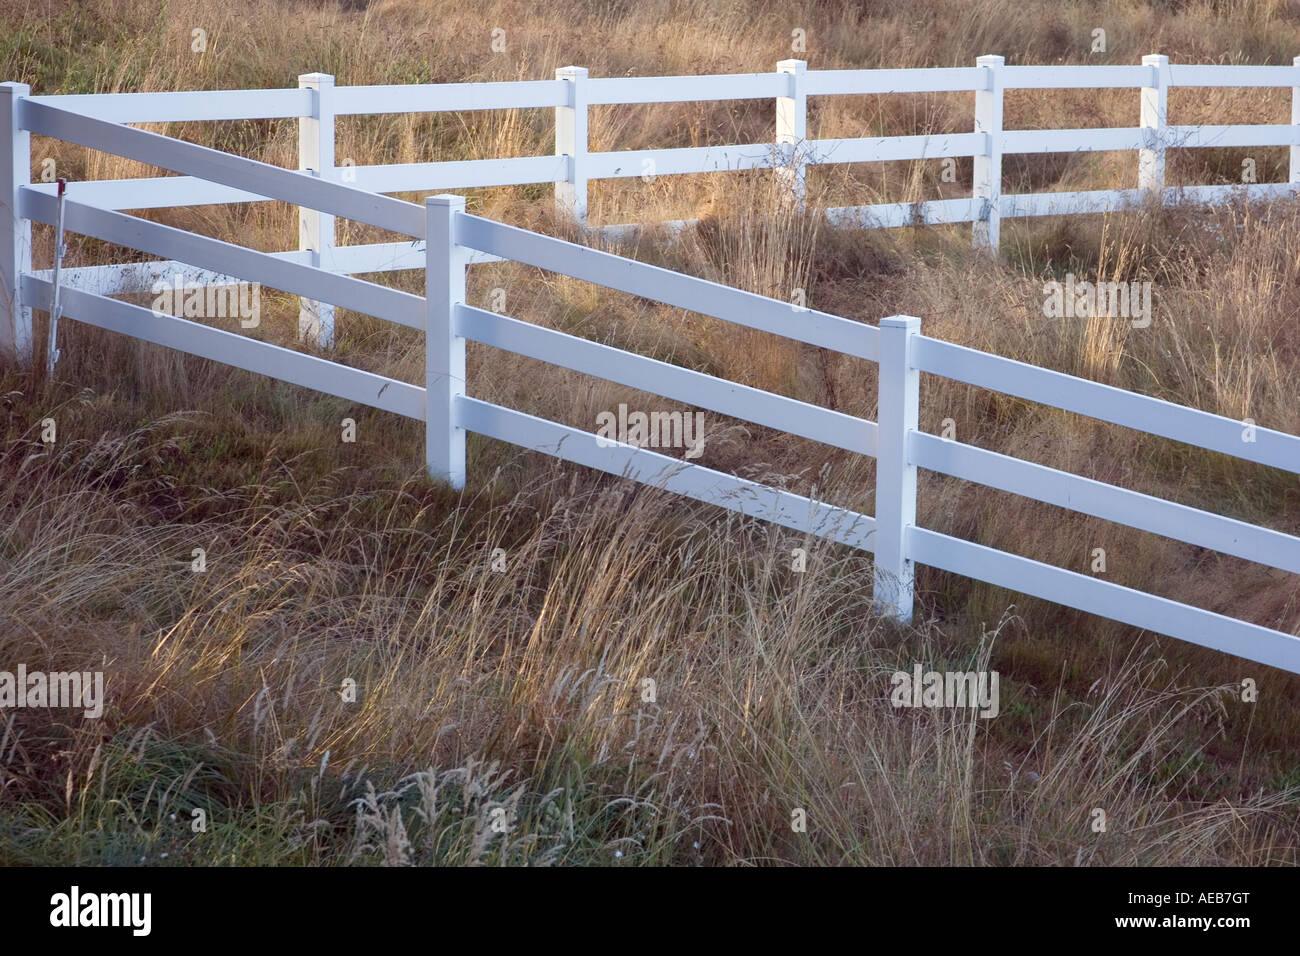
1 0 1299 865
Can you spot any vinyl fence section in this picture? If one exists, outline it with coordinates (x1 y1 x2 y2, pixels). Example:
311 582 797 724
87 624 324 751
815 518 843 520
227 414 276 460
3 74 1299 675
7 55 1300 347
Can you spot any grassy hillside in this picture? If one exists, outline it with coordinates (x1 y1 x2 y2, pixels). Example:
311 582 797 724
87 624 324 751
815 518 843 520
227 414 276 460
1 0 1298 865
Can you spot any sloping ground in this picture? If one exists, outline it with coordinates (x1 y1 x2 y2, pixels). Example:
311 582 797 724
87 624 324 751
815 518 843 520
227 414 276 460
1 0 1298 864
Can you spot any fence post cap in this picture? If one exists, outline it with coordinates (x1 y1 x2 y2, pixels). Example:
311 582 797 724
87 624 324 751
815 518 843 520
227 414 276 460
297 72 335 86
976 54 1004 66
880 314 921 331
556 66 589 79
1141 54 1169 65
0 82 31 96
777 59 807 72
425 194 466 209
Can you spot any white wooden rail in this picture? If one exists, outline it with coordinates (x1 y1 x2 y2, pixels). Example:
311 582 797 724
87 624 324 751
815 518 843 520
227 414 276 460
3 77 1300 674
7 55 1300 351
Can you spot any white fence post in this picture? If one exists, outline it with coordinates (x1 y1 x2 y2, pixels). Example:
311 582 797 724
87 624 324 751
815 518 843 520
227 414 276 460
776 58 808 206
555 66 589 226
298 72 336 348
1291 56 1300 188
874 314 921 622
0 82 33 368
1139 54 1170 196
972 55 1004 252
425 194 467 489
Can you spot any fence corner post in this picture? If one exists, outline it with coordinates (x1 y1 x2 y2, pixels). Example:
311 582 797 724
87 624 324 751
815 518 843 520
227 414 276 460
1139 54 1170 198
0 82 33 368
972 55 1004 253
555 66 589 226
298 71 336 348
874 314 921 623
776 58 808 207
425 194 467 490
1290 56 1300 189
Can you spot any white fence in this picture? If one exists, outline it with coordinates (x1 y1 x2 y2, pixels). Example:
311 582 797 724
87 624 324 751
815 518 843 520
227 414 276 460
2 73 1300 674
6 56 1300 350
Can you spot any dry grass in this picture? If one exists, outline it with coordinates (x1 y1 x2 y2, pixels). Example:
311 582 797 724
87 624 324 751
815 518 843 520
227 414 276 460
1 0 1299 865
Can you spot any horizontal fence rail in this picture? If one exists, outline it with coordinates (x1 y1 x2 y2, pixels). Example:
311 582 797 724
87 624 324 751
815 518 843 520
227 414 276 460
3 68 1300 674
454 212 881 361
912 336 1300 473
457 395 878 551
20 98 428 239
20 275 425 420
24 89 315 123
20 189 426 329
909 527 1300 674
910 432 1300 574
456 304 877 456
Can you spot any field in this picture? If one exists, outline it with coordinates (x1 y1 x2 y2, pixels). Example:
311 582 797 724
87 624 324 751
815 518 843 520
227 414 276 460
1 0 1299 866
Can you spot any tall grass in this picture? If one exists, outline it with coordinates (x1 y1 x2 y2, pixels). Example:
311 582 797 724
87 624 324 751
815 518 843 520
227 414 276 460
1 0 1299 864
